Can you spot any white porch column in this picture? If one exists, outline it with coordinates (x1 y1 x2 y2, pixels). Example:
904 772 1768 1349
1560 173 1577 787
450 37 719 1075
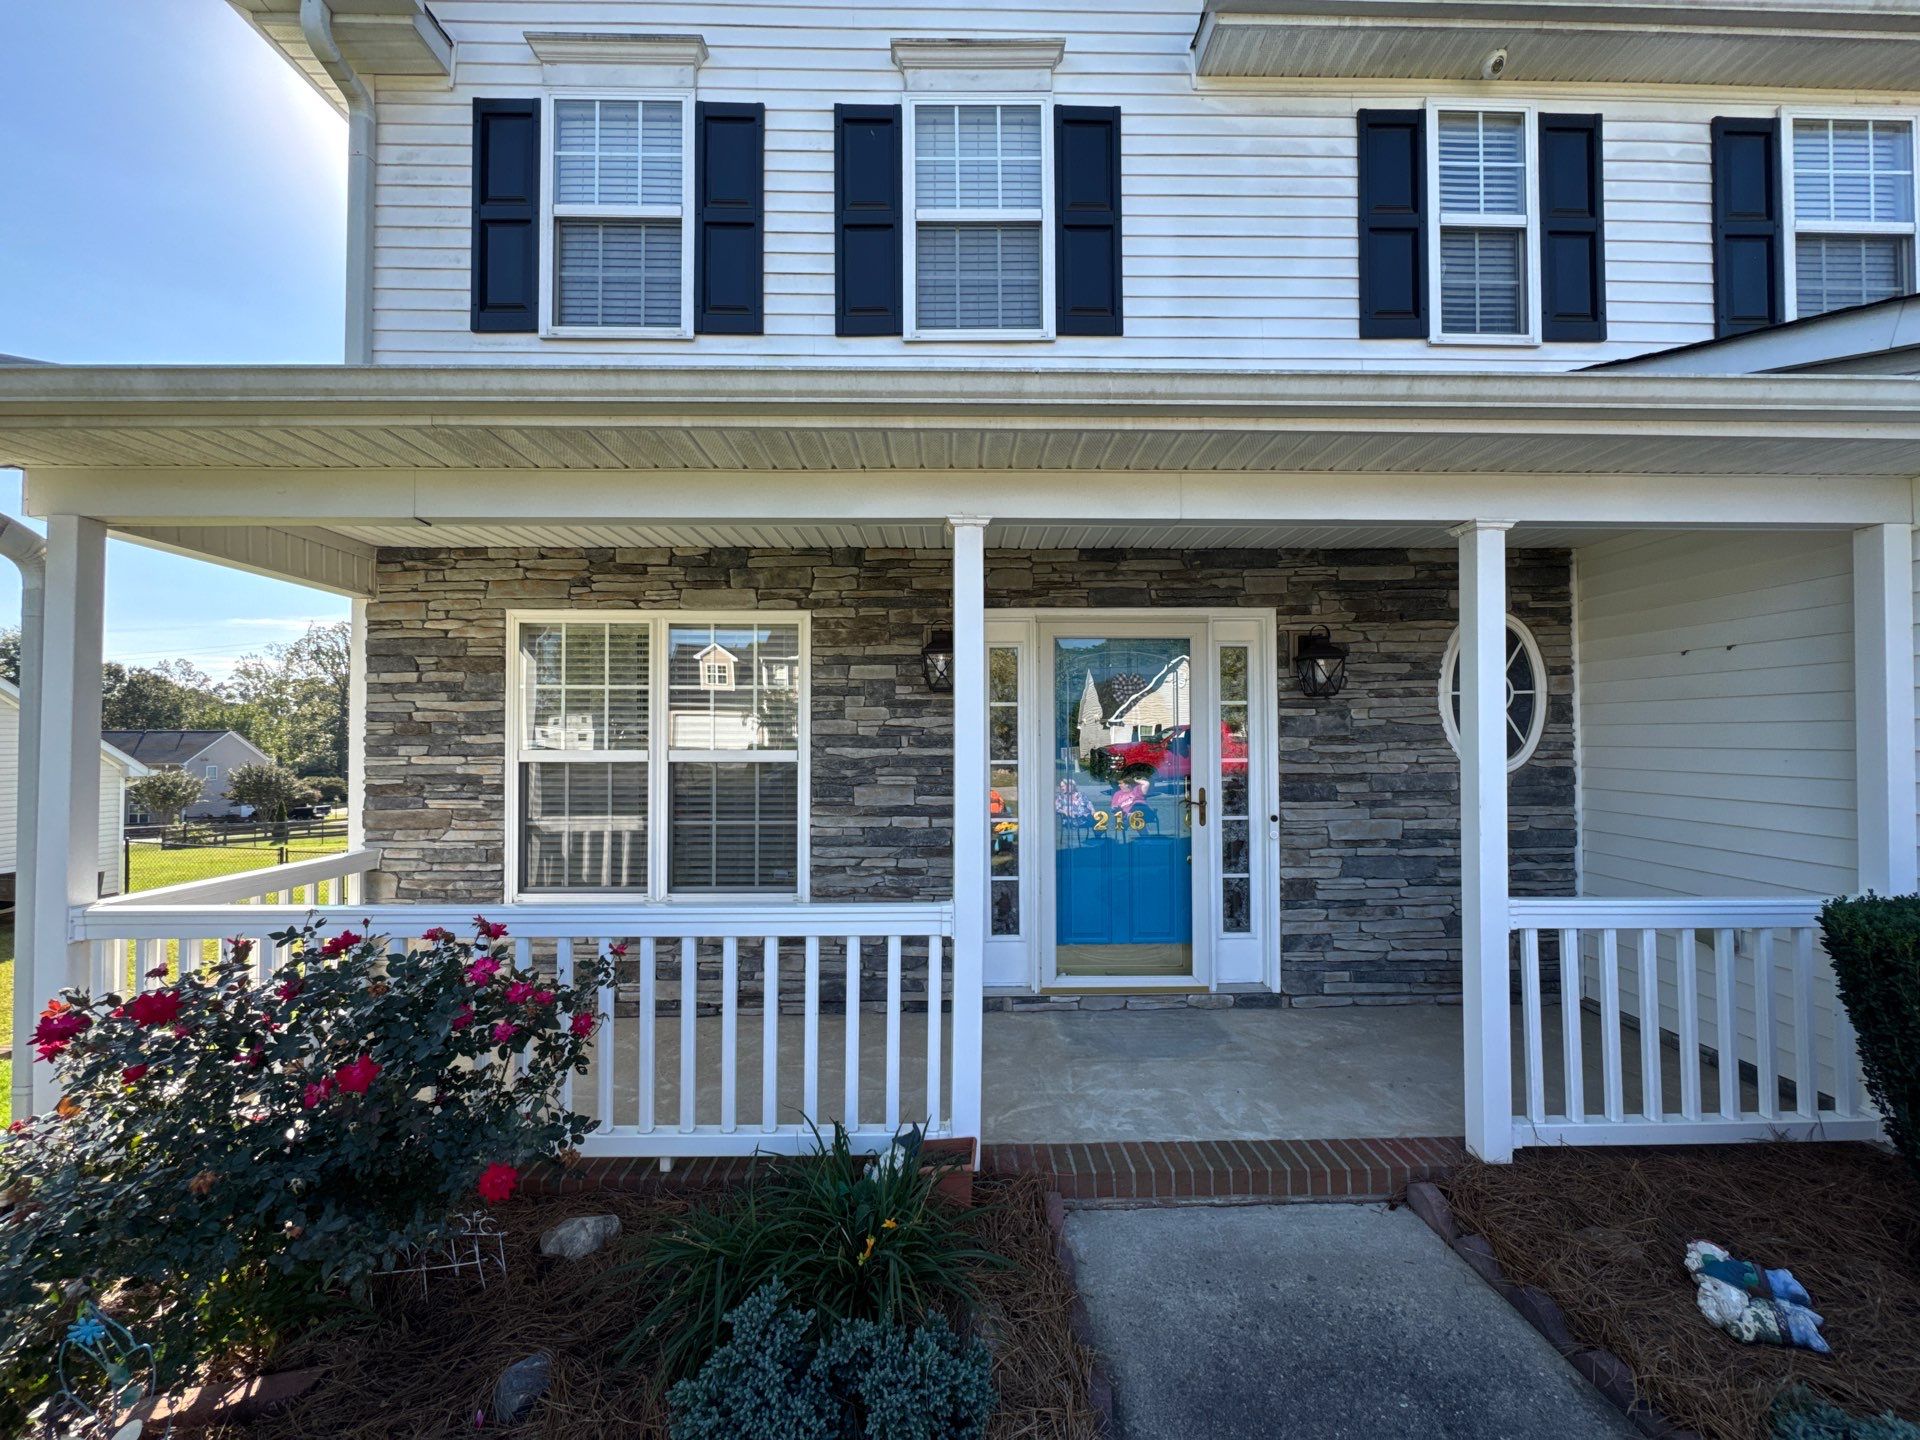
346 596 369 899
1852 523 1918 895
29 516 105 1115
948 515 989 1156
1454 520 1514 1163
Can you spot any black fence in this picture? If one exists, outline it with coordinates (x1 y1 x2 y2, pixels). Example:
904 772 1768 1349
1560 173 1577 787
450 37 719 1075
133 819 349 851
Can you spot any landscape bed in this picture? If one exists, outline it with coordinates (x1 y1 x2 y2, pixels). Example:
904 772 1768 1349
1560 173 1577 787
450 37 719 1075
202 1171 1098 1439
1440 1144 1920 1440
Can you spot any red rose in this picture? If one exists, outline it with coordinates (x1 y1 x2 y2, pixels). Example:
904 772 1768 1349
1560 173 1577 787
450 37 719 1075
318 929 364 959
475 1162 519 1205
472 916 509 941
334 1055 381 1094
422 926 456 944
127 990 183 1028
451 1003 475 1031
301 1079 333 1109
275 978 304 1002
569 1012 594 1038
31 1002 91 1061
121 1064 149 1085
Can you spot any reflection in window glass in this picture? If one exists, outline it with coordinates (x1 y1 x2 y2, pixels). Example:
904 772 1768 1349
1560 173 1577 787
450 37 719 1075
1218 645 1252 934
989 645 1022 936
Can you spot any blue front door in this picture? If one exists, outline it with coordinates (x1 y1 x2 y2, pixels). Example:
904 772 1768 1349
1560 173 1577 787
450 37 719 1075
1051 633 1200 979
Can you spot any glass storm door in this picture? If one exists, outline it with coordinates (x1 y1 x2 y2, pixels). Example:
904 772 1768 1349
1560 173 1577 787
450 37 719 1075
1043 624 1211 983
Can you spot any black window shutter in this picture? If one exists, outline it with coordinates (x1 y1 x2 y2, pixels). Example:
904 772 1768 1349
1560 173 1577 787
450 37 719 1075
694 101 765 335
1356 109 1426 339
1055 106 1123 336
1539 114 1607 342
1711 117 1783 337
834 104 902 337
470 98 540 333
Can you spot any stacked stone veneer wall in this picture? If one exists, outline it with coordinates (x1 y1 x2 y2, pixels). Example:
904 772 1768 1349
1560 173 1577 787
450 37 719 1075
364 546 1574 1006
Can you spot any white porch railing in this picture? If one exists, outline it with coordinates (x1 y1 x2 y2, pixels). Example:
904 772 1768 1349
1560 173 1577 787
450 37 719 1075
1507 897 1880 1149
71 875 961 1159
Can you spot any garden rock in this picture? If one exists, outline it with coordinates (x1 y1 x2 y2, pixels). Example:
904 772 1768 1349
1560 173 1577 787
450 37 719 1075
539 1213 621 1260
491 1351 552 1425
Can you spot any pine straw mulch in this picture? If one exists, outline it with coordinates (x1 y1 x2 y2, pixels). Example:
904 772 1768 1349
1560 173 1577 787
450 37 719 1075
215 1172 1098 1440
1441 1143 1920 1440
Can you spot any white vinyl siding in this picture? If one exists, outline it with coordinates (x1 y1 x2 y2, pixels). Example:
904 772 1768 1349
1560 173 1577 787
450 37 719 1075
511 615 806 899
1788 116 1918 319
372 2 1740 369
0 688 127 896
547 96 690 335
1433 109 1533 340
909 101 1048 337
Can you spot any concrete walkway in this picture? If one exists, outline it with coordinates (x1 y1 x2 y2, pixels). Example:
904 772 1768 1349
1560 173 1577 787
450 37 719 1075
1062 1203 1638 1440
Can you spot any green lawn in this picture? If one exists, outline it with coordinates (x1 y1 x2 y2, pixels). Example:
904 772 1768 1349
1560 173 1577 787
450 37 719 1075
1 833 351 1123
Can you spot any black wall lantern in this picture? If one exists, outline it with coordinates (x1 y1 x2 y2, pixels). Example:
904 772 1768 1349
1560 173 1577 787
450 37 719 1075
921 628 955 692
1294 625 1350 698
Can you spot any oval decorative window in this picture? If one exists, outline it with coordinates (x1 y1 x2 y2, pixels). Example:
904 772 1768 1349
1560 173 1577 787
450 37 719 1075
1439 617 1546 771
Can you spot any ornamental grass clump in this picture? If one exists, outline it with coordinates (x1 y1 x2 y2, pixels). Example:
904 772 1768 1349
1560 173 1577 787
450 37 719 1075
0 916 610 1426
623 1123 1003 1383
1818 894 1920 1174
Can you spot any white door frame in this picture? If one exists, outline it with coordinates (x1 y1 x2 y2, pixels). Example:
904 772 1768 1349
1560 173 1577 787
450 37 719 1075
980 607 1280 995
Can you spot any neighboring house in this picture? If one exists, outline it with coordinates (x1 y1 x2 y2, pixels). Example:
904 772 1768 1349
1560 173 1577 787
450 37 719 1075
0 681 145 902
3 0 1920 1159
103 730 273 823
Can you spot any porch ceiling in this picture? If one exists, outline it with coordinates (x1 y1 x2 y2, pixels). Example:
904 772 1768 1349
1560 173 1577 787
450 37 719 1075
3 367 1920 480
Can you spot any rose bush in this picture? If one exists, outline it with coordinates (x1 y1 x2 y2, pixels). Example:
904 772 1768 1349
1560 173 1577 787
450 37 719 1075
0 917 611 1422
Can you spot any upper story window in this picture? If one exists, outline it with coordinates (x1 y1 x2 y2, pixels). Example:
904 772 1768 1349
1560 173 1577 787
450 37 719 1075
1432 107 1535 342
548 96 693 336
907 102 1052 339
1789 116 1917 318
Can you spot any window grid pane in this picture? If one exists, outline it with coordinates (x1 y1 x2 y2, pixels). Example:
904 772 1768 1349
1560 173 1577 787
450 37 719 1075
554 98 682 207
666 622 802 752
1438 110 1526 216
556 219 681 328
1439 227 1525 335
989 645 1021 937
524 622 650 752
520 761 649 893
668 761 800 893
915 103 1042 211
1448 622 1541 763
916 223 1043 330
1796 233 1913 316
1793 118 1914 225
1218 645 1252 935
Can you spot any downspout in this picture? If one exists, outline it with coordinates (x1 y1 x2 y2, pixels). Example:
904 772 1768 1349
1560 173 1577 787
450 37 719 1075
0 515 46 1122
301 0 376 364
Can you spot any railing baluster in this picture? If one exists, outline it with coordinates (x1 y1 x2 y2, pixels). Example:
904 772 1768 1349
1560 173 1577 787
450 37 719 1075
1754 929 1778 1121
720 937 739 1134
803 936 820 1124
1714 928 1739 1118
1599 928 1624 1123
1520 928 1545 1125
885 935 903 1133
1835 1000 1863 1118
638 937 657 1135
926 935 944 1132
1637 928 1662 1123
1791 927 1818 1119
679 937 698 1134
844 936 861 1133
1559 927 1583 1124
1676 927 1701 1122
762 938 780 1134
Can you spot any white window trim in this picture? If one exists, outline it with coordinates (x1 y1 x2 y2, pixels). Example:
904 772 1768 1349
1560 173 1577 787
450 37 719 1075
1424 100 1541 347
504 609 812 903
1780 106 1920 322
538 91 697 341
1438 615 1548 772
903 95 1057 342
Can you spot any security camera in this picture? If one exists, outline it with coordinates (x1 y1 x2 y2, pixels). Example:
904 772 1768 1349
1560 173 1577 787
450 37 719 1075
1481 47 1509 80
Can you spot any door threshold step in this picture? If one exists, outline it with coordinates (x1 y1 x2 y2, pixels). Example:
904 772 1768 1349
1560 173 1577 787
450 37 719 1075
980 1136 1466 1204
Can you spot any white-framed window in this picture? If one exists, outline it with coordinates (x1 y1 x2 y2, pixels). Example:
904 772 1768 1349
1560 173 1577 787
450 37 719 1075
1438 616 1547 772
509 613 807 898
905 99 1053 340
1428 104 1539 344
543 94 694 338
1785 114 1918 320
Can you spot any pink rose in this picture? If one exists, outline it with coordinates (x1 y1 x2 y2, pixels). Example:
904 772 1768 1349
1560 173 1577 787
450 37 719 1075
490 1021 519 1047
504 981 533 1006
466 956 501 986
472 916 509 941
531 989 555 1008
451 1003 475 1031
569 1012 595 1038
335 1055 381 1094
301 1079 333 1109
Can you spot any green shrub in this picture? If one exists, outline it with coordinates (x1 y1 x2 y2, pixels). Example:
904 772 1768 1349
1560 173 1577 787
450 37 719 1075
0 917 611 1422
624 1123 1002 1380
667 1281 994 1440
1818 894 1920 1173
1773 1386 1920 1439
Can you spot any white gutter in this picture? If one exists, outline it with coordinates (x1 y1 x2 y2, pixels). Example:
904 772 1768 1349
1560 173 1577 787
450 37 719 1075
300 0 376 365
0 515 45 1123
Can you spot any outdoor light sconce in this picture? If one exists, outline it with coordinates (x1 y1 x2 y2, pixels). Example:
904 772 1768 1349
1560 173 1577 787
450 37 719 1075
921 628 955 692
1294 625 1350 698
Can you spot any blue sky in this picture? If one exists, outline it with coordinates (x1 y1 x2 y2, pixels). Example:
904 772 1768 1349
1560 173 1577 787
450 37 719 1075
0 0 351 677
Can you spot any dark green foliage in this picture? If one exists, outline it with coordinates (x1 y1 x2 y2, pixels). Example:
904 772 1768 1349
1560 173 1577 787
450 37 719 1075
624 1123 1003 1381
0 918 610 1425
1773 1386 1920 1439
1818 895 1920 1173
667 1281 994 1440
